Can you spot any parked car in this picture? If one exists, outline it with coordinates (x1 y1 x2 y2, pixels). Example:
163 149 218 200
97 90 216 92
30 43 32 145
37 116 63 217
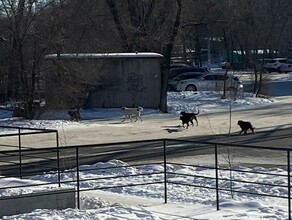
169 66 209 79
256 59 272 72
280 60 292 73
265 58 288 73
176 73 243 92
168 72 204 91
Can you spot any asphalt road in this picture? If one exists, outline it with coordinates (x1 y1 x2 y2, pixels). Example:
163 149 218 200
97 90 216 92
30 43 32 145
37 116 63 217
1 127 292 177
186 127 292 148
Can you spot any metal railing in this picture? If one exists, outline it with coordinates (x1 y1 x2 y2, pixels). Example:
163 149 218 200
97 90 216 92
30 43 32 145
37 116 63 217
0 135 291 219
0 125 60 183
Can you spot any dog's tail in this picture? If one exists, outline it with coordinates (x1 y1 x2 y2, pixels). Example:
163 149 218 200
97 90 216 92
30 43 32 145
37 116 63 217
195 109 199 115
138 106 143 111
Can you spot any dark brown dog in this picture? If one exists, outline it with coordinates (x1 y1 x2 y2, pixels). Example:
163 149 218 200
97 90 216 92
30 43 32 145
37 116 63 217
68 109 81 122
180 110 199 128
237 120 255 135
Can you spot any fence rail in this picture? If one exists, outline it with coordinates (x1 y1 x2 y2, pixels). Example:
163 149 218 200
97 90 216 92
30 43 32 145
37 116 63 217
0 127 291 219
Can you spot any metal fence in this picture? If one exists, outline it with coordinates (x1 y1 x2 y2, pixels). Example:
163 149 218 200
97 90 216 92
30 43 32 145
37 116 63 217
0 132 291 219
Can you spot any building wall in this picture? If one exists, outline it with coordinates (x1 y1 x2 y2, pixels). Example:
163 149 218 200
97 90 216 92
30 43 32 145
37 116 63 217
84 56 162 108
45 53 163 109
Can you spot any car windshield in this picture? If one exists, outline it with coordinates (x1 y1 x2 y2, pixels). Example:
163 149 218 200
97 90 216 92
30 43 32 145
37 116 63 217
258 59 271 64
169 67 209 79
268 60 276 63
279 60 287 63
177 73 203 80
202 74 228 81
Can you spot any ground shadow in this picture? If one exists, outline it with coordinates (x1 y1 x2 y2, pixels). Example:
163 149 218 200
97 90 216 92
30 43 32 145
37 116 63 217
162 125 184 133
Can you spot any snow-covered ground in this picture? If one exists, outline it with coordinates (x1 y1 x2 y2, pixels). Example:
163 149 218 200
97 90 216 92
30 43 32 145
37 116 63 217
1 159 291 219
1 72 292 219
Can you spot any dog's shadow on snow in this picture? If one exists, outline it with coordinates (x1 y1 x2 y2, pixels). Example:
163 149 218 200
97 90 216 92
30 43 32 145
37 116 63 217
162 125 184 133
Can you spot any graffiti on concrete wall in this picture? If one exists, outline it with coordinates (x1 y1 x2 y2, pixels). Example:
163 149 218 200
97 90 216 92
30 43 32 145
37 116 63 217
127 72 145 95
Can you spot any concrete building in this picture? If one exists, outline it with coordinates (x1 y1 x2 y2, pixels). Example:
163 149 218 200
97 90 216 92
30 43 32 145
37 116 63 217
45 52 164 109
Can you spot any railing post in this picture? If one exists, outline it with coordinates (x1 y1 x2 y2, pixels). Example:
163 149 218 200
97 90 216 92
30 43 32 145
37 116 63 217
163 139 167 204
215 144 219 210
287 150 291 220
18 128 22 179
76 147 80 209
56 131 61 187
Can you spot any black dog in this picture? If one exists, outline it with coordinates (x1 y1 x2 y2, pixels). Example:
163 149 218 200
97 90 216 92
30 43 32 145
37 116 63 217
180 115 192 129
237 120 255 135
68 109 81 122
180 110 199 129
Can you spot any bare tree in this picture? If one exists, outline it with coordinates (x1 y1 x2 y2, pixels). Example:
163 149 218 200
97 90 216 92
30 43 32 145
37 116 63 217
0 0 100 118
104 0 182 112
215 0 292 96
1 0 290 118
0 0 63 118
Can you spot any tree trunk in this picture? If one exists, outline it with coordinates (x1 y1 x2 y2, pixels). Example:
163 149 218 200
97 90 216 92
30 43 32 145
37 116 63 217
160 0 182 113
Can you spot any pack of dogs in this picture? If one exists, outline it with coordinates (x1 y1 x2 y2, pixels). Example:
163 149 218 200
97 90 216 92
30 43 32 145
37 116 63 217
178 110 256 135
67 106 256 135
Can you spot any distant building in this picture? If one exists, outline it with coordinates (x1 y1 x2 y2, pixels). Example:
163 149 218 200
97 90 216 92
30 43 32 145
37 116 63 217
45 52 163 109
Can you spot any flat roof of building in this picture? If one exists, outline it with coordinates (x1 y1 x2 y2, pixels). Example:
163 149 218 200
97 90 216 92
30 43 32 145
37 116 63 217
45 52 163 59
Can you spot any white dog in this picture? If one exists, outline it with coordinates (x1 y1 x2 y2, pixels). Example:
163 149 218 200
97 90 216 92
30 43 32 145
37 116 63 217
121 106 143 122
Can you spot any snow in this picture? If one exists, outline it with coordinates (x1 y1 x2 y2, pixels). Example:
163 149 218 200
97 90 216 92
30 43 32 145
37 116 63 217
45 52 163 60
0 160 291 219
1 72 292 219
